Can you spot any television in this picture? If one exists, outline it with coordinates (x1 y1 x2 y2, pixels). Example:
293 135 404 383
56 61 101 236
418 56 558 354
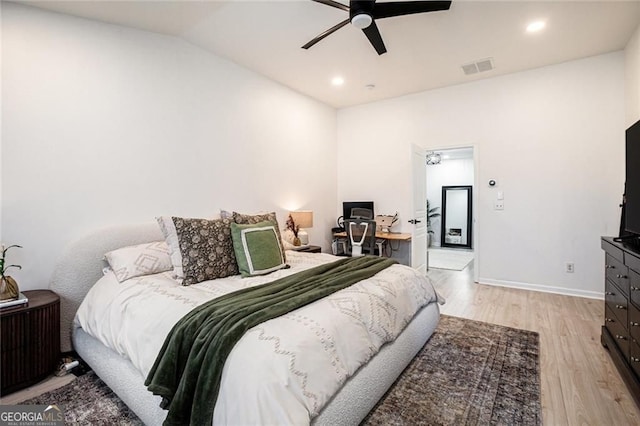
343 201 374 221
625 119 640 238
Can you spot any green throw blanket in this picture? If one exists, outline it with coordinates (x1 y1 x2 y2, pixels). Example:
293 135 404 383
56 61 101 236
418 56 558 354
145 255 397 426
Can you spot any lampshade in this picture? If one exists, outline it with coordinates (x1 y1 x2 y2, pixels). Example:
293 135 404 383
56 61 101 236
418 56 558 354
290 211 313 228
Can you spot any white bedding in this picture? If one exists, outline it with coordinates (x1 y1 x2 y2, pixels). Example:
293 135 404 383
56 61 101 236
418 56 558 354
74 251 442 425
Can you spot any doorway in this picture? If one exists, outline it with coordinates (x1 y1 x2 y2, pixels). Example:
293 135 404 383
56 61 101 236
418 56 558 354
425 147 477 279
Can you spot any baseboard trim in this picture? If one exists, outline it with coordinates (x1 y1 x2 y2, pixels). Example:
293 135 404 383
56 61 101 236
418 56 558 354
477 277 603 300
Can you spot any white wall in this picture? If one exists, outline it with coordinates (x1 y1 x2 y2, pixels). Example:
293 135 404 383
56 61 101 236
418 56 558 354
338 52 625 298
426 157 474 246
626 23 640 126
1 3 337 291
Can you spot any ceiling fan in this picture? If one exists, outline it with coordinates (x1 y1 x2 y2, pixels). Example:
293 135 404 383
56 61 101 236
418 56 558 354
302 0 452 55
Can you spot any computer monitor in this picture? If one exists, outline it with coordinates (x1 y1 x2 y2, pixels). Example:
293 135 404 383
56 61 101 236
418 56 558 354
343 201 374 221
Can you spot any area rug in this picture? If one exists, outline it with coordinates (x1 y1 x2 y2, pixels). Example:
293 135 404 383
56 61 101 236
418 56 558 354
20 371 143 425
364 315 541 425
20 316 540 425
429 248 474 271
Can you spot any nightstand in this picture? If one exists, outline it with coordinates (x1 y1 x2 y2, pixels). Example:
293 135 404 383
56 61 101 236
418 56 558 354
1 290 60 396
292 245 322 254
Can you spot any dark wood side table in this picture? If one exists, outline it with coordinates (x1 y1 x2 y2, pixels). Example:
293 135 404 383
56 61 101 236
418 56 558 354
0 290 60 396
292 245 322 254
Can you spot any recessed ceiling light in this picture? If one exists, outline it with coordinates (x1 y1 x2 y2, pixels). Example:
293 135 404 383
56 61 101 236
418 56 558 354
526 21 546 33
331 76 345 86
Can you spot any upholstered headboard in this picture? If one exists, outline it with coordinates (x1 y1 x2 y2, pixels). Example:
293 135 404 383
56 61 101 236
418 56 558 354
50 223 164 352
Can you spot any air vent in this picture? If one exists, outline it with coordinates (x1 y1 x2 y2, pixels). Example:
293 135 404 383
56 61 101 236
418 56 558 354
461 58 494 76
461 63 478 75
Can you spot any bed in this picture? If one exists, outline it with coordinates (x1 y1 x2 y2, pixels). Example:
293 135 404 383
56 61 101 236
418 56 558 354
50 222 442 425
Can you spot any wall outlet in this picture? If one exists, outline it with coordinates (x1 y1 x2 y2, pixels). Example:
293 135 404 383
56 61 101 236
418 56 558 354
494 200 504 210
565 262 575 273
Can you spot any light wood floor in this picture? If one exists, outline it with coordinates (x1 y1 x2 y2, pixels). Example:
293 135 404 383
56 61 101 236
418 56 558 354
430 263 640 425
0 374 75 405
3 264 640 424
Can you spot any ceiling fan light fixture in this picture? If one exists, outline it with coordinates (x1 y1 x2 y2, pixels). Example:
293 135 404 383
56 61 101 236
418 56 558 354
351 13 372 29
302 0 452 55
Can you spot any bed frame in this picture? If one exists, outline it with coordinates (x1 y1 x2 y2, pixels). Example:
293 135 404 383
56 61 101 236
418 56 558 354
50 223 440 425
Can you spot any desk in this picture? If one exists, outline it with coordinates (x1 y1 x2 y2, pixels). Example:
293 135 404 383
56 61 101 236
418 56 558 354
332 231 411 265
332 231 412 241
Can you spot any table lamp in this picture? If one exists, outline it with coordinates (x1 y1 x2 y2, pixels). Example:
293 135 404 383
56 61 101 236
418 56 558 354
290 211 313 245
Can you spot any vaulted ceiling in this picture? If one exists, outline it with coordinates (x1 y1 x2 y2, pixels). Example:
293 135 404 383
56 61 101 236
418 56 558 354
19 0 640 108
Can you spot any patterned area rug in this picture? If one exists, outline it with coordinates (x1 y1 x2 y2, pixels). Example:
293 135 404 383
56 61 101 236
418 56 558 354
21 371 143 425
364 315 541 425
21 315 540 425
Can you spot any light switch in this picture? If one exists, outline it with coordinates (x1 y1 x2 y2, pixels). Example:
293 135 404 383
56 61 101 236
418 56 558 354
497 191 504 200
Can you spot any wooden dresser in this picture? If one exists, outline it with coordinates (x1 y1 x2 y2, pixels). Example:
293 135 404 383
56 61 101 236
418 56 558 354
0 290 60 396
601 237 640 407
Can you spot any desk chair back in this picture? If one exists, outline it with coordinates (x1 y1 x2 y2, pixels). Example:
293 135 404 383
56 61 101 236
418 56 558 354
345 219 377 257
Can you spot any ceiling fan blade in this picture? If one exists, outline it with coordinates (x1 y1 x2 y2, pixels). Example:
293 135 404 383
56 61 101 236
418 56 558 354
373 1 452 19
362 20 387 55
302 18 350 49
311 0 350 12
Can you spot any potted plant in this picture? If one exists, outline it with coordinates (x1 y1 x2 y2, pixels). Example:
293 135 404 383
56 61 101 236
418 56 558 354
426 200 440 247
285 215 301 246
0 244 21 301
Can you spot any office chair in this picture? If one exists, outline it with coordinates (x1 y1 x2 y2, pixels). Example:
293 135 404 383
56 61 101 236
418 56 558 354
344 219 384 257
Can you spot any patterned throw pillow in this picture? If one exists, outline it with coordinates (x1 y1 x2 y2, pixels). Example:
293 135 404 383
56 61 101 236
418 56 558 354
231 221 287 277
104 241 172 283
171 217 239 285
232 211 287 261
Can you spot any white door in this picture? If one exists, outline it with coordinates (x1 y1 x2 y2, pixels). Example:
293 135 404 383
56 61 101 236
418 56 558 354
411 144 428 273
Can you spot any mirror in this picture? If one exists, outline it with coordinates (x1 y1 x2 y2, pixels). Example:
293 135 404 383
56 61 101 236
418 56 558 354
440 185 472 248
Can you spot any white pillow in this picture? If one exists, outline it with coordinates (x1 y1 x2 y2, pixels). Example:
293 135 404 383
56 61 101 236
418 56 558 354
156 216 184 281
104 241 172 283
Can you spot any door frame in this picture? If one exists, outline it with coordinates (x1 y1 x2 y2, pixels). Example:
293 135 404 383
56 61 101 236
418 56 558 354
424 144 479 283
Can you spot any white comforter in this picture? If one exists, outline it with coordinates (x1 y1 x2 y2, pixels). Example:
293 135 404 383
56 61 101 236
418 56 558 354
74 251 442 425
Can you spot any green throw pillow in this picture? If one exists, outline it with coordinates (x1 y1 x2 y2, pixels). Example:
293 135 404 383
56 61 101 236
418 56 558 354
231 220 287 277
